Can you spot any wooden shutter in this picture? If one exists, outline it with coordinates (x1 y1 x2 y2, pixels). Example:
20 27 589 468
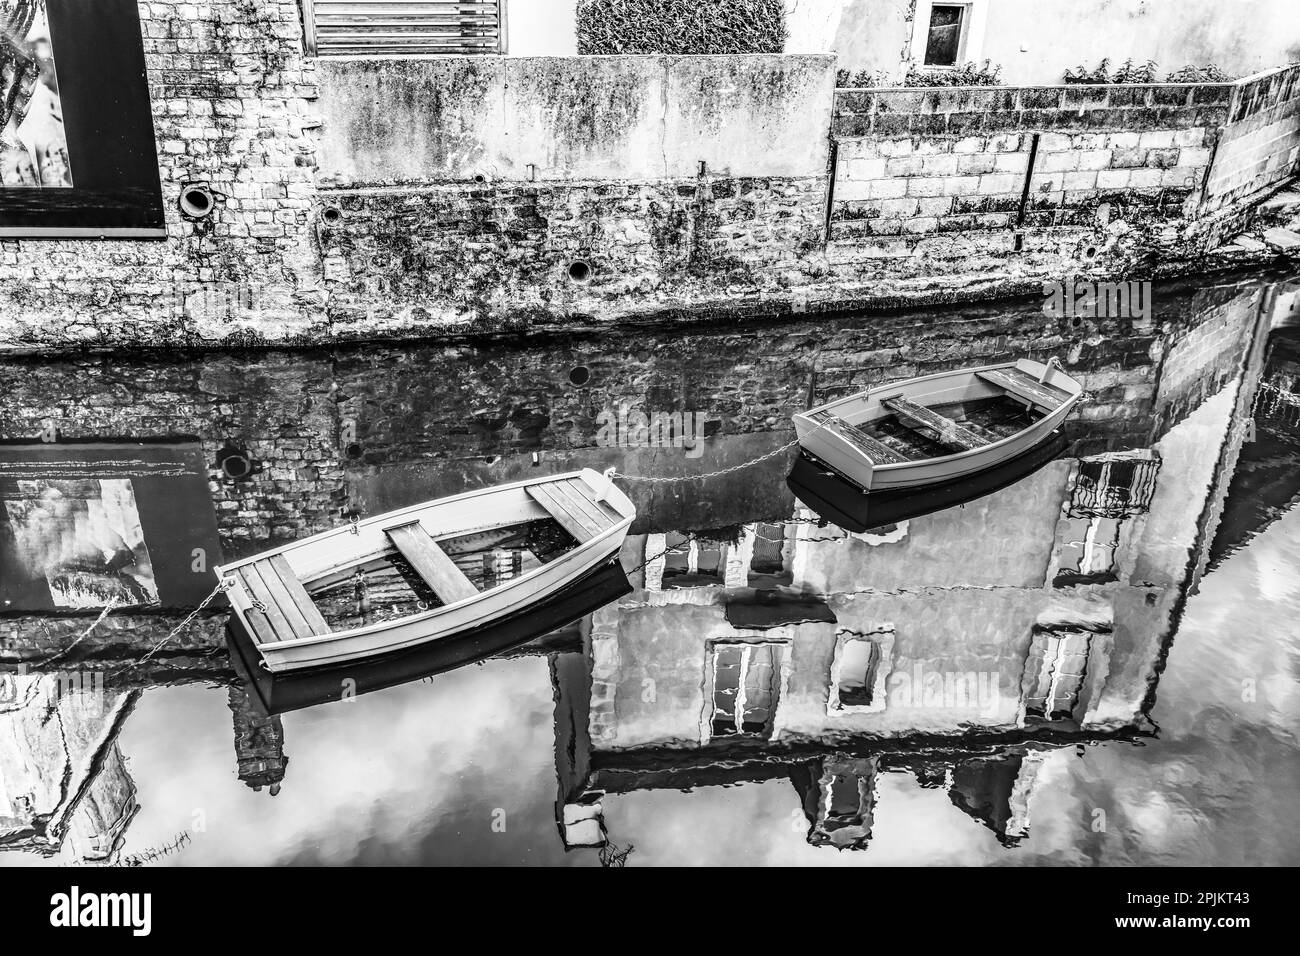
303 1 505 56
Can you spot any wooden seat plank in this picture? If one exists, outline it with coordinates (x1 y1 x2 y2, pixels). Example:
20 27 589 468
235 565 289 644
386 522 480 604
265 555 333 637
553 479 619 532
977 367 1070 411
564 479 626 531
883 396 991 452
807 409 910 465
527 482 603 543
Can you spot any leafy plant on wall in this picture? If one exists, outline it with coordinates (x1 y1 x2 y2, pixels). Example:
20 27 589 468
1065 58 1235 84
577 0 786 55
902 59 1002 87
837 61 1003 88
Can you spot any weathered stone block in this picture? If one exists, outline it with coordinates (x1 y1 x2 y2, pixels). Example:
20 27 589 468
1111 147 1149 168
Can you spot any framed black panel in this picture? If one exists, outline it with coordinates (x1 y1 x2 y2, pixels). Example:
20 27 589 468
0 0 165 238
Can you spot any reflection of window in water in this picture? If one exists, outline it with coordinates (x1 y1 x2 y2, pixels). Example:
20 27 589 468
822 774 871 834
1054 514 1122 586
1023 628 1095 721
835 639 882 709
661 532 727 589
1 8 72 188
709 642 782 739
1054 453 1160 587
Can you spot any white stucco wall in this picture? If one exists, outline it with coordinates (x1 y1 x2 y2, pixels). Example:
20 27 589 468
819 0 1300 85
501 1 1299 84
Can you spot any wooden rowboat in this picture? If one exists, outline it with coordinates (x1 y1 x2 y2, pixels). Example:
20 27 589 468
793 358 1083 491
215 469 635 673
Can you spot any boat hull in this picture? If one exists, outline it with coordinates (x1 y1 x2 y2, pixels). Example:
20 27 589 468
793 358 1082 491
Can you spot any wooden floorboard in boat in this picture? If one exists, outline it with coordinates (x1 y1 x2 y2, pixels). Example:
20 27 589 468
807 409 910 465
386 522 480 605
977 367 1070 411
883 396 991 452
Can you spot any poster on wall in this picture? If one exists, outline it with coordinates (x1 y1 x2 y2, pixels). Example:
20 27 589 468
0 443 222 611
0 0 165 237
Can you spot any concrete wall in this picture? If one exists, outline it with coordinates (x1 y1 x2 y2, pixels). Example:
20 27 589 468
315 55 836 184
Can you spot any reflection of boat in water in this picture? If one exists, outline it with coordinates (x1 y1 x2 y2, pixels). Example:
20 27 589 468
788 431 1069 533
228 559 632 715
793 358 1082 491
216 469 635 672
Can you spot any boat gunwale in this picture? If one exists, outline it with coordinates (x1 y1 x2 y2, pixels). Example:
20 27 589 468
793 360 1081 472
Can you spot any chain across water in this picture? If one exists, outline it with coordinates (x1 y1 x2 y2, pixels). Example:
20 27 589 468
132 577 236 666
612 420 828 484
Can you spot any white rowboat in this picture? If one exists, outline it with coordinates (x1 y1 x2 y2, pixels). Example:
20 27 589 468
793 358 1083 491
216 469 635 672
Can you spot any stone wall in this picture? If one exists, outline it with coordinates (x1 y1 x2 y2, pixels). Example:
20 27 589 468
831 84 1224 241
0 4 1292 352
1203 65 1300 213
824 76 1297 296
0 0 320 350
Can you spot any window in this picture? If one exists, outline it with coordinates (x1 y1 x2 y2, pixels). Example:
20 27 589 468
1022 629 1094 721
302 0 507 57
709 642 783 739
924 4 966 67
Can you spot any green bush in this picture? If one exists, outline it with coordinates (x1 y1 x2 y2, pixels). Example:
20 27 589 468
576 0 786 55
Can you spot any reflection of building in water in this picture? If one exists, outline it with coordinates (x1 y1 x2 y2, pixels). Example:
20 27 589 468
227 684 288 794
551 299 1270 852
0 672 138 861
